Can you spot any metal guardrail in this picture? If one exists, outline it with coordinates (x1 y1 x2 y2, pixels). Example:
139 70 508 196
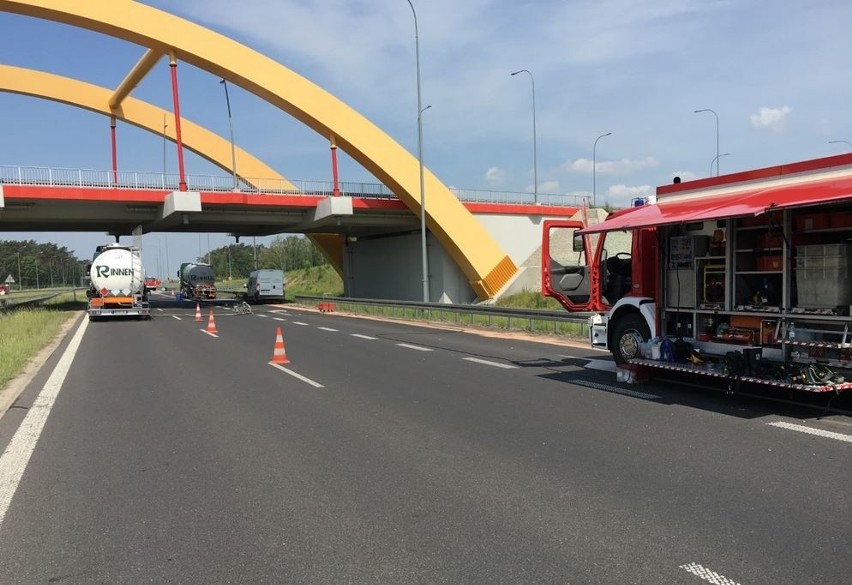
0 291 63 311
0 164 588 208
294 295 593 337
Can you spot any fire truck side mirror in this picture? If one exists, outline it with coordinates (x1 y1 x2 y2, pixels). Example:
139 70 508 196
572 233 585 253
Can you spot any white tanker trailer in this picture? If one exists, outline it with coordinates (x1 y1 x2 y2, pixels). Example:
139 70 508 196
86 244 150 320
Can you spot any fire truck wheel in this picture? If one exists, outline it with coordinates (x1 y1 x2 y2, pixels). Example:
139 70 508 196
611 313 650 365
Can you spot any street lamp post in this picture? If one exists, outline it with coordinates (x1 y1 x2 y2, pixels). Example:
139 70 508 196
220 79 239 191
162 114 168 188
711 153 731 177
406 0 429 302
593 132 612 207
511 69 538 203
694 108 720 176
828 139 852 151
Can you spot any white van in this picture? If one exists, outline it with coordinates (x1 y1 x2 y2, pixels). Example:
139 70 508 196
246 269 285 303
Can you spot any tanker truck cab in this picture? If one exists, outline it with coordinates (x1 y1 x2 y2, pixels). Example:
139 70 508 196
246 269 285 304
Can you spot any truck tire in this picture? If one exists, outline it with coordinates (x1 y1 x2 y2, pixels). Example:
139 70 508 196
610 313 650 365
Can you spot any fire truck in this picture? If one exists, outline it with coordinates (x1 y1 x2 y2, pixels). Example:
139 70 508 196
542 153 852 393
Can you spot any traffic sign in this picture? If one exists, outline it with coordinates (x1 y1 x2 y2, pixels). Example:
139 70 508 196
4 274 14 284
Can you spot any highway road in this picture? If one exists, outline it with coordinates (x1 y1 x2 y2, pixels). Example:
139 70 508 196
0 300 850 583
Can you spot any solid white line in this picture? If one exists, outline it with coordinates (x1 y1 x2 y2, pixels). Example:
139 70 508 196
318 327 338 332
396 343 432 352
172 315 182 320
200 329 219 338
679 562 741 585
767 421 852 443
351 334 377 340
0 317 89 525
462 357 517 369
268 362 324 388
292 321 309 326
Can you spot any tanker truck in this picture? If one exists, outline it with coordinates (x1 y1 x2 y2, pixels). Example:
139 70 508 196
86 244 150 320
178 262 218 300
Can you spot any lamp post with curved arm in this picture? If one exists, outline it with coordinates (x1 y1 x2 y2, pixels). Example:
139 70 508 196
220 79 239 191
711 153 731 177
511 69 538 204
829 139 852 151
405 0 429 302
694 108 720 176
593 132 612 207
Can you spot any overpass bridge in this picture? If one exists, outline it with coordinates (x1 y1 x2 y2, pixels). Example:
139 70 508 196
0 0 588 302
0 165 584 303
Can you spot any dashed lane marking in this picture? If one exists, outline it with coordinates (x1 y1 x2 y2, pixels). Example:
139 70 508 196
268 363 324 388
171 315 181 320
351 334 378 340
318 327 339 332
571 379 660 400
767 421 852 443
396 343 432 352
462 357 517 369
292 321 309 326
273 317 286 322
679 562 741 585
256 314 268 318
200 329 219 338
584 359 616 372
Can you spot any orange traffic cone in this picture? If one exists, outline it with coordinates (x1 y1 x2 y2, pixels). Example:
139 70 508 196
271 327 289 364
194 303 202 322
206 309 218 334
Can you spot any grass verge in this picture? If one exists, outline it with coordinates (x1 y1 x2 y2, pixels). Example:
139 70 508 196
0 293 85 390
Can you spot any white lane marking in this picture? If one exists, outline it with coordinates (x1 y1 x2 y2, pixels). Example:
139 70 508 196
767 421 852 443
156 308 164 312
0 317 89 525
318 327 339 332
397 343 432 352
679 562 741 585
571 379 660 400
558 354 585 359
200 329 219 338
172 315 182 320
292 321 309 326
351 334 378 340
273 317 286 322
256 314 268 318
462 357 517 369
268 363 324 388
584 359 616 372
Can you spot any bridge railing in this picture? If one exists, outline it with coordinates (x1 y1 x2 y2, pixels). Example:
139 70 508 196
0 165 587 207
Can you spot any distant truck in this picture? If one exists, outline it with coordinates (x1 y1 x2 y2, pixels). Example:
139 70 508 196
179 262 217 300
86 244 150 321
144 276 162 292
246 269 285 303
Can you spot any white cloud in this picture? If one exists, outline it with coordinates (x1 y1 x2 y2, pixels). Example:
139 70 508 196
484 166 506 185
750 106 792 132
562 157 659 174
540 180 561 193
606 184 654 206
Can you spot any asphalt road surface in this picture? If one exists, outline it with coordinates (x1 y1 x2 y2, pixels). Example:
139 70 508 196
0 302 849 583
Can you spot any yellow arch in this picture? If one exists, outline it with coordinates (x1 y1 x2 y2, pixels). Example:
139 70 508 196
0 64 350 272
0 64 292 191
0 0 517 299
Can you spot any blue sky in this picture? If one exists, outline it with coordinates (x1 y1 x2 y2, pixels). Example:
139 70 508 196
1 0 851 276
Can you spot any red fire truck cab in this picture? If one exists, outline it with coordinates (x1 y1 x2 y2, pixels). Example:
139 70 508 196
542 153 852 393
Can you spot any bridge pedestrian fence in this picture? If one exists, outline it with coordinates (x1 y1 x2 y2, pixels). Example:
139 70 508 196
294 295 592 338
0 165 588 207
